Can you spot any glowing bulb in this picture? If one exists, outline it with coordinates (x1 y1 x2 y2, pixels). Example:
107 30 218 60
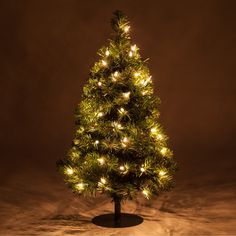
101 60 107 66
95 140 99 144
123 137 129 143
100 177 106 184
151 127 157 133
134 72 140 77
113 122 122 129
160 147 167 155
159 170 166 176
157 134 163 140
142 91 147 95
142 189 149 198
76 183 84 190
98 81 102 86
97 112 104 117
119 166 125 171
140 167 145 172
119 107 126 115
97 158 105 165
147 76 152 83
105 49 110 56
123 91 130 99
112 71 119 82
66 168 74 175
124 25 130 32
129 51 133 57
131 45 136 51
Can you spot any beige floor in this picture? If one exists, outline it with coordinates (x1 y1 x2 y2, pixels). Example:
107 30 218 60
0 170 235 236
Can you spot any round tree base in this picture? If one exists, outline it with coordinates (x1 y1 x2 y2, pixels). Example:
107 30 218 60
92 213 143 228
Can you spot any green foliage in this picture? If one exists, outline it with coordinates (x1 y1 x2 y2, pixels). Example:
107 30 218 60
57 11 177 200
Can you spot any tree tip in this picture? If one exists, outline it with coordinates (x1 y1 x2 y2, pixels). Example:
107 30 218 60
111 10 129 32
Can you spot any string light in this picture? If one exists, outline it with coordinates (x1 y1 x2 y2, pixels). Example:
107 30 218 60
118 107 126 115
66 168 74 175
159 170 166 176
123 91 130 99
100 177 106 184
101 60 107 66
119 166 125 171
95 140 99 144
97 158 105 165
105 49 110 56
122 137 129 143
114 71 119 77
131 44 136 51
140 167 145 172
112 71 119 82
124 25 130 32
134 72 140 77
98 81 102 86
160 147 167 155
121 137 129 147
112 121 122 129
142 189 149 198
76 183 85 190
147 76 152 83
151 127 157 133
129 51 133 57
97 112 104 117
142 91 148 95
157 134 163 140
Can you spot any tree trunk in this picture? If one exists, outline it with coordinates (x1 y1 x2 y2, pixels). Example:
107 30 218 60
114 195 121 226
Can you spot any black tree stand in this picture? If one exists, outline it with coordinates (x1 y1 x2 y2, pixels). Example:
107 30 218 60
92 195 143 228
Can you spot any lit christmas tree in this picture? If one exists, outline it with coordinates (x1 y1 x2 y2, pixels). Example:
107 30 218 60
57 11 177 225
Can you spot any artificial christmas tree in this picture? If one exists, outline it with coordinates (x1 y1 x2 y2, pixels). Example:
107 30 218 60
57 11 177 226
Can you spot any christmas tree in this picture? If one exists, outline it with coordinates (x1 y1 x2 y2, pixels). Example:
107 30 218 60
57 11 177 225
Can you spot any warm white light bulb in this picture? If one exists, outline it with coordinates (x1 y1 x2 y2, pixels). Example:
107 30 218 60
123 137 129 143
119 107 126 114
134 72 140 77
119 166 125 171
66 168 74 175
151 127 157 133
98 81 102 86
95 140 99 144
160 147 167 155
131 45 136 51
97 158 105 165
129 51 133 57
159 170 166 176
97 112 104 117
157 134 163 140
140 167 145 172
123 91 130 99
100 177 106 184
105 50 110 56
147 76 152 83
101 60 107 66
76 183 84 190
113 122 122 129
142 189 149 197
124 25 130 32
114 71 119 77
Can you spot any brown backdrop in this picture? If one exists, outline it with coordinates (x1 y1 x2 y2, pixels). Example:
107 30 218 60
0 0 235 184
